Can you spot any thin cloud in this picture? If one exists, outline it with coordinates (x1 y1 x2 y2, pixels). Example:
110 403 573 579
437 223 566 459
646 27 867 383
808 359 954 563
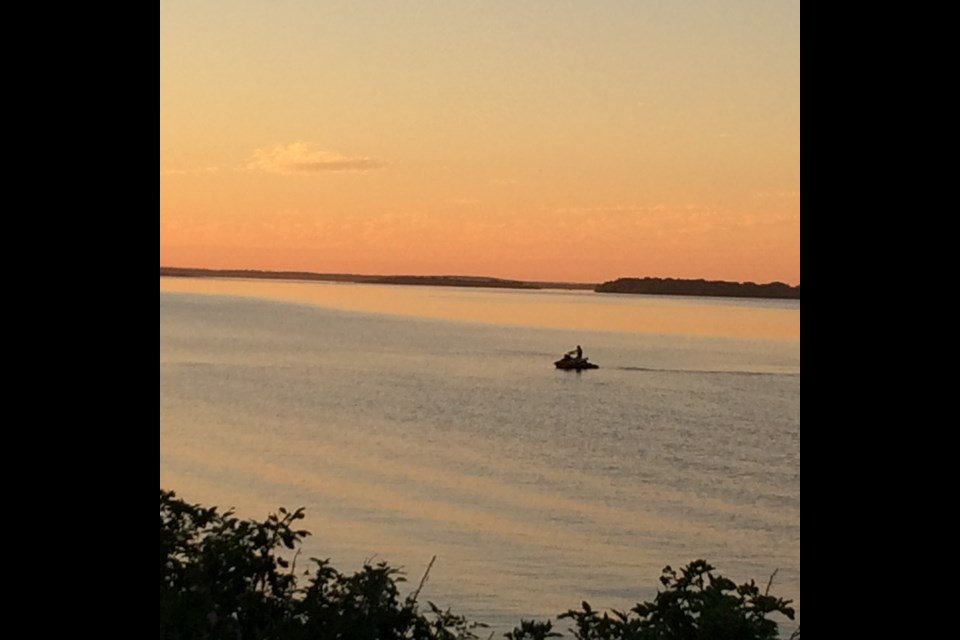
448 198 480 206
554 205 662 215
160 166 220 176
246 142 387 175
754 190 800 199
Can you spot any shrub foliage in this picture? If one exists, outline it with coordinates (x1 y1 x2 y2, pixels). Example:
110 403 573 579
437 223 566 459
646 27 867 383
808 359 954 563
160 490 797 639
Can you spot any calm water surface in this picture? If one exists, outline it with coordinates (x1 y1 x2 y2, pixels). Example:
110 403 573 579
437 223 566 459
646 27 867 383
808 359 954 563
159 277 800 634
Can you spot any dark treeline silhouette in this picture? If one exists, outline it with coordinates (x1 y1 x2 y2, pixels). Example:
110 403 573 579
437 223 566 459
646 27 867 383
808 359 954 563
595 277 800 300
159 267 376 283
160 489 798 639
159 267 599 290
367 275 540 289
160 268 798 297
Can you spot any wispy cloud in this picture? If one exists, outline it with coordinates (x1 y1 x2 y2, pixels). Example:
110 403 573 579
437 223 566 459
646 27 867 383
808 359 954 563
554 205 672 215
160 166 220 176
246 142 387 175
754 190 800 199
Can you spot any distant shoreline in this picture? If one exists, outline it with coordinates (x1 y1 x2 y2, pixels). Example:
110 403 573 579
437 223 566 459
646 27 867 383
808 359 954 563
595 277 800 300
158 267 595 291
160 267 799 300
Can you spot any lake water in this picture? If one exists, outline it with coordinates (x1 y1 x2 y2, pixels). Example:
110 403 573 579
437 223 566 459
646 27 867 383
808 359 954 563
159 277 801 635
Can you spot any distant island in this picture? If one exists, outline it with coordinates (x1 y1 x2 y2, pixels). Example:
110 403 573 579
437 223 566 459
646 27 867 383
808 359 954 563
595 277 800 300
160 268 799 299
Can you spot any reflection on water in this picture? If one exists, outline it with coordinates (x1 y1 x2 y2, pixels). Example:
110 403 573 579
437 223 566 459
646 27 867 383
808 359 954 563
159 277 800 634
159 277 800 341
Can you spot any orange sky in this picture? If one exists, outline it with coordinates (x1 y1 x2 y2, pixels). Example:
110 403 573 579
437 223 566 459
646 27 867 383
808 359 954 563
160 1 800 285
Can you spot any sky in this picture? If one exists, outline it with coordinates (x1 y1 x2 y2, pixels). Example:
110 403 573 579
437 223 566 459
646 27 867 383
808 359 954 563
160 1 800 285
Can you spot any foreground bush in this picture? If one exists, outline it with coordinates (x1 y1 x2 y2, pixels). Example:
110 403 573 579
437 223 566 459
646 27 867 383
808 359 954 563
160 490 797 639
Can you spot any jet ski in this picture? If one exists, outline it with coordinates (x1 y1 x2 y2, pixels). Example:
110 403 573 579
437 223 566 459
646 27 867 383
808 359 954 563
554 354 599 370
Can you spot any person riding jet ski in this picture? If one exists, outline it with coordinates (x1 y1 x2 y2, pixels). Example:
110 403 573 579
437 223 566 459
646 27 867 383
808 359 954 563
564 345 584 360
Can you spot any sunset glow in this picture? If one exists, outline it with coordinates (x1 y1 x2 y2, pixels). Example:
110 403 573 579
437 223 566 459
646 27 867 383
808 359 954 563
160 1 800 285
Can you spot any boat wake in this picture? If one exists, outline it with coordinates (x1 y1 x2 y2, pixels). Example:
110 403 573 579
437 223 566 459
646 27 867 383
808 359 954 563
617 366 799 378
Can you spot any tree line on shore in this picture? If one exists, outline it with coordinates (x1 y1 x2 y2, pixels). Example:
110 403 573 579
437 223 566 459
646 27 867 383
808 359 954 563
160 267 798 299
594 278 800 300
